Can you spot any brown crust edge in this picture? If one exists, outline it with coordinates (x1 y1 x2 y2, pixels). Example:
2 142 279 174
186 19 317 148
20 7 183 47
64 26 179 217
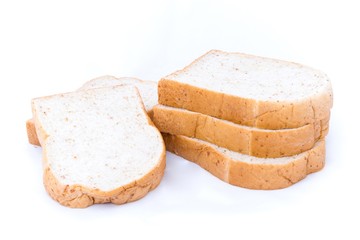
163 133 325 190
159 79 332 130
26 119 40 146
153 105 329 158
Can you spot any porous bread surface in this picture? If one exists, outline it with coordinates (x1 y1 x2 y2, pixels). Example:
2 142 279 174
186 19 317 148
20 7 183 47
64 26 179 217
79 76 158 112
79 76 138 88
27 76 158 146
159 50 333 129
165 50 332 101
32 86 165 206
153 104 330 158
163 134 325 190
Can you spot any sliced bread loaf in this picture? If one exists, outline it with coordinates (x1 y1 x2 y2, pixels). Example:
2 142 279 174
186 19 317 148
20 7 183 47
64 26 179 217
159 50 333 129
153 104 329 158
26 76 157 146
32 86 165 208
163 134 325 190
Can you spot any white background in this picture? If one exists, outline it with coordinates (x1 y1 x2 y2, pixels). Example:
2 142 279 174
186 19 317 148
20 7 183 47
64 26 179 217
0 0 359 239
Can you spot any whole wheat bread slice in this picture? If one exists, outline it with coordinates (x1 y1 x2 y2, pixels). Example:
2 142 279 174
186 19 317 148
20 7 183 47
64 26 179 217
159 50 333 129
153 105 329 158
163 134 325 190
32 86 165 208
26 76 157 146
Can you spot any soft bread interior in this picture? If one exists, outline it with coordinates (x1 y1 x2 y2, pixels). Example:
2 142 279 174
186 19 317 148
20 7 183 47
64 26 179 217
32 86 164 191
79 76 158 112
167 50 332 101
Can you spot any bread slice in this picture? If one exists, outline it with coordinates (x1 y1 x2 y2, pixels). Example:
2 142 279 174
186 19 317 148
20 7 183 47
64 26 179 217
153 104 329 158
163 134 325 190
32 86 165 208
159 50 333 129
26 76 157 146
79 75 158 116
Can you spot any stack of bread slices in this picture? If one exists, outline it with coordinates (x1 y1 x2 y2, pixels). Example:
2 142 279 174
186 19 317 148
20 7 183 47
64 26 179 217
152 50 333 190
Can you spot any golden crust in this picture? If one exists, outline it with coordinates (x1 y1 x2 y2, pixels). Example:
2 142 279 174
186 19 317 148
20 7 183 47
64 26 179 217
153 105 329 158
159 79 332 129
26 119 40 146
163 134 325 190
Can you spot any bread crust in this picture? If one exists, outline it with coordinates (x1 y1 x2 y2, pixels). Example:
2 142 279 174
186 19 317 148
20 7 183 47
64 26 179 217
158 50 333 129
159 79 332 129
163 134 325 190
26 118 40 146
153 105 329 158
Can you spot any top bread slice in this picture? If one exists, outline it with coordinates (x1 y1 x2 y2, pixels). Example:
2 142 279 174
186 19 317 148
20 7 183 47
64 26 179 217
159 50 333 129
32 86 165 208
26 76 157 146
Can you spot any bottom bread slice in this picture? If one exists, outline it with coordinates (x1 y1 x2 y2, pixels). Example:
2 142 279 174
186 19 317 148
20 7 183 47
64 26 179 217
163 134 325 190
